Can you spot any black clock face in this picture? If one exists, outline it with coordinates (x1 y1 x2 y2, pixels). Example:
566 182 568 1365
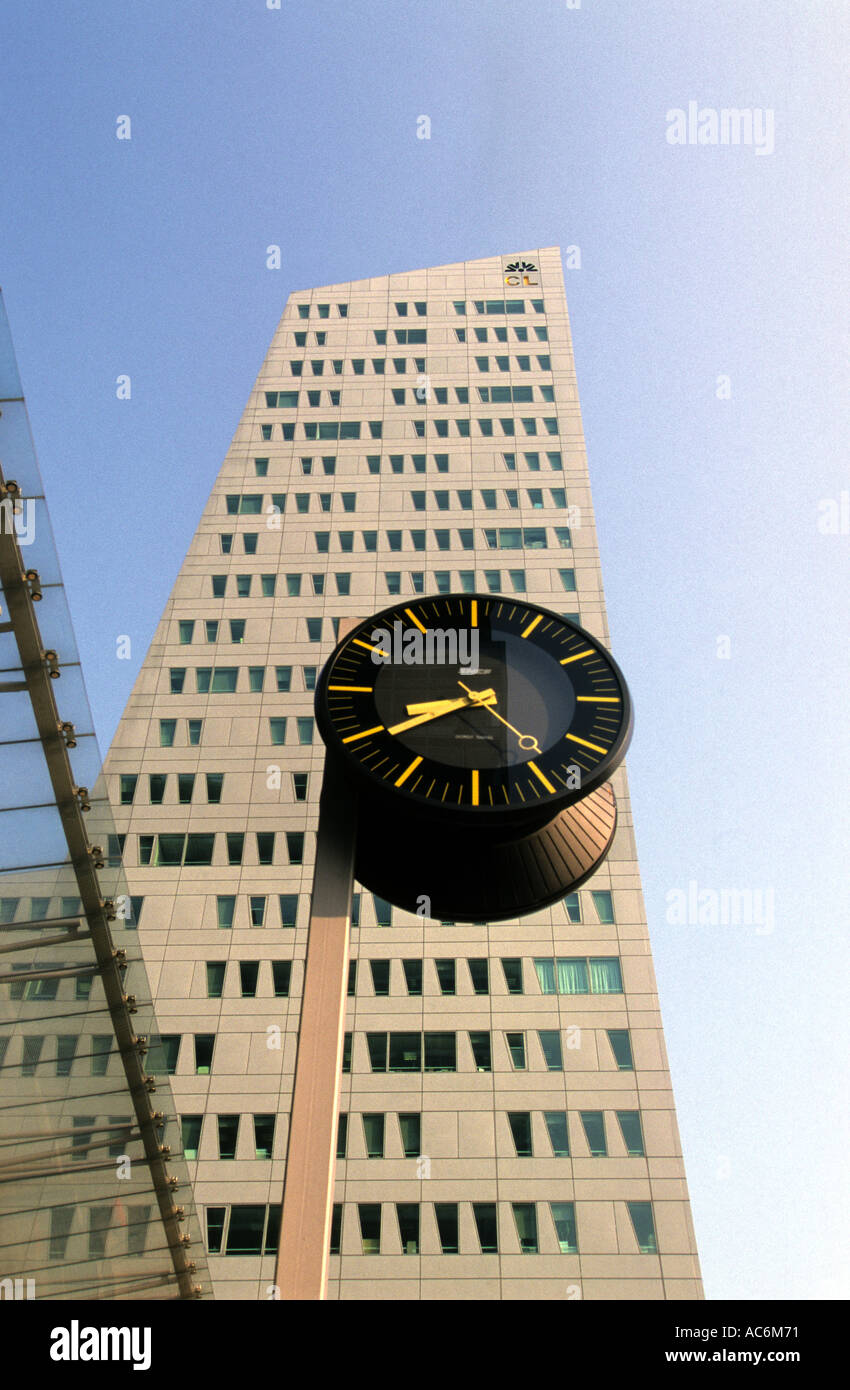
315 594 632 820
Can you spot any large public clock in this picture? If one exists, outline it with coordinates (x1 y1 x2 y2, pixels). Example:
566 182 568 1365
315 594 633 922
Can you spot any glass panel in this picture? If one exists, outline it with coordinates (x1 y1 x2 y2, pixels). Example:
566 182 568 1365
551 1202 578 1254
544 1112 570 1157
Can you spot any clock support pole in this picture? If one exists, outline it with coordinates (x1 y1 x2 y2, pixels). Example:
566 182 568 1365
275 755 356 1299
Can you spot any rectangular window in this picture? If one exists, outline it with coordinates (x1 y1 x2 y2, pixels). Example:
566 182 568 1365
468 959 489 994
434 959 455 995
194 1035 215 1075
512 1203 538 1254
538 1030 563 1071
551 1202 578 1254
336 1113 348 1159
216 896 235 929
256 832 275 865
358 1205 381 1255
396 1204 420 1255
272 961 292 997
187 719 202 745
627 1201 657 1254
369 960 390 996
269 717 287 745
424 1032 456 1072
254 1115 275 1160
402 959 422 995
616 1111 645 1156
389 1033 421 1072
398 1113 421 1158
564 892 581 923
279 895 298 928
434 1203 458 1255
473 1203 498 1255
506 1032 526 1069
544 1111 570 1157
218 1115 239 1160
591 890 615 923
119 774 137 805
240 961 260 995
286 832 305 865
363 1113 385 1158
501 958 523 993
205 967 224 1005
226 832 244 865
580 1111 607 1157
469 1031 492 1072
508 1112 533 1157
181 1115 203 1161
607 1029 634 1070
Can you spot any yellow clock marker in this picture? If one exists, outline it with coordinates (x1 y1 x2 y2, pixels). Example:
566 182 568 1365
560 649 594 665
471 769 479 805
328 685 373 693
566 732 608 755
521 613 543 639
404 607 427 634
342 724 385 744
352 638 380 654
576 695 620 703
395 755 423 787
528 761 556 794
470 599 478 628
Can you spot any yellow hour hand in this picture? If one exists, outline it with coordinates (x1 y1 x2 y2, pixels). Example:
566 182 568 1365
388 689 495 736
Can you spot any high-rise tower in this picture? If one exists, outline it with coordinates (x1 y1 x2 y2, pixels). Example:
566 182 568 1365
103 249 703 1300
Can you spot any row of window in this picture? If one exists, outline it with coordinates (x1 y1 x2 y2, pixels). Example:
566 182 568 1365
157 713 315 745
204 1198 658 1258
253 442 565 481
0 1024 634 1081
226 485 571 511
174 1108 645 1165
135 834 305 868
285 354 553 377
290 317 549 340
251 450 566 476
181 1112 275 1160
257 417 562 443
0 888 612 933
118 770 311 805
202 938 617 997
334 1109 644 1161
266 386 557 407
209 535 576 567
117 1018 630 1078
295 303 349 318
47 1202 156 1261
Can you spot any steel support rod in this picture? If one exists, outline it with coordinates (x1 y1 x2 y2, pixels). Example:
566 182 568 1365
275 755 356 1300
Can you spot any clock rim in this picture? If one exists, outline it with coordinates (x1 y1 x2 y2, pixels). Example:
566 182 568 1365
314 591 633 820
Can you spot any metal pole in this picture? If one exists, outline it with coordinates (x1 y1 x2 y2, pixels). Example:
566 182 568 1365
275 755 356 1300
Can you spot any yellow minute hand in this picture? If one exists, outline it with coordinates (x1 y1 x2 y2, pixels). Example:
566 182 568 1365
457 680 542 754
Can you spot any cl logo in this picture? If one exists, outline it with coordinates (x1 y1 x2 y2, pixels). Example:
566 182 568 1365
504 259 539 286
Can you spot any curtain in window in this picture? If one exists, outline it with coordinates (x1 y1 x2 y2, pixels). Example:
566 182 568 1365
534 959 556 993
556 958 588 994
589 957 623 993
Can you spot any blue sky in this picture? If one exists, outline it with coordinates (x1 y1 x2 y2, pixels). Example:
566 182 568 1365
2 0 848 1299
